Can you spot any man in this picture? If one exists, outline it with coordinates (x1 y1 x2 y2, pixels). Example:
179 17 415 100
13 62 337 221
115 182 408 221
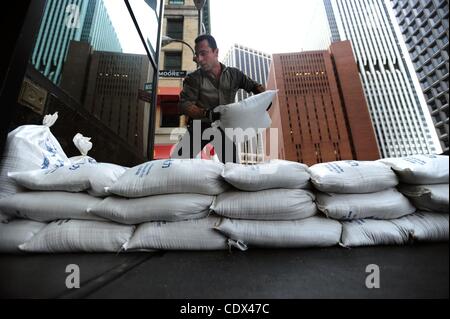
178 34 266 163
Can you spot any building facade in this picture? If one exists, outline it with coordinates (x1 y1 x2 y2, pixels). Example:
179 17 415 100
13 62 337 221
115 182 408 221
61 41 151 157
31 0 122 84
222 44 272 102
154 0 209 158
322 0 442 157
389 0 449 153
222 44 272 163
266 41 380 166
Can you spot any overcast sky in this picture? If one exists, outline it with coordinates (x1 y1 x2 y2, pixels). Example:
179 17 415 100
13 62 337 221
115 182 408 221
210 0 329 59
104 0 330 58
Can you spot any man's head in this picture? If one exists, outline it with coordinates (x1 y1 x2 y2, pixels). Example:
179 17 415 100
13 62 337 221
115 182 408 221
194 34 219 72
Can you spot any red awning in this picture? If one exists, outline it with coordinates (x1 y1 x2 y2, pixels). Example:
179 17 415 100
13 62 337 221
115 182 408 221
157 87 181 103
153 143 217 160
153 144 176 159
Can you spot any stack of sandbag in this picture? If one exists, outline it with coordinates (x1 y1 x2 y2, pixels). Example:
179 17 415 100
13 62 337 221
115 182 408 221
100 158 230 251
0 133 131 253
7 133 127 197
379 155 449 214
213 160 342 250
310 160 419 247
340 212 449 247
311 160 414 220
0 113 70 223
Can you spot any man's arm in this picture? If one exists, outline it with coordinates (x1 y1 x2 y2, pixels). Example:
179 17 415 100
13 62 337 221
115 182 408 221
237 70 271 110
179 74 207 119
237 69 265 95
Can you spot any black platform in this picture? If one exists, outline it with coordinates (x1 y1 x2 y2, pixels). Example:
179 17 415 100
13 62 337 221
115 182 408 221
0 243 448 299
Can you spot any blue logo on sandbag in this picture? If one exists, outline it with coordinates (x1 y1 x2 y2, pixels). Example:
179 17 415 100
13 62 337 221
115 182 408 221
162 159 173 169
135 163 154 177
41 156 50 169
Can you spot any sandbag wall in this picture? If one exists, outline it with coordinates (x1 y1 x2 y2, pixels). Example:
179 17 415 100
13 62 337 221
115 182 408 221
215 161 342 250
0 121 449 253
309 159 449 247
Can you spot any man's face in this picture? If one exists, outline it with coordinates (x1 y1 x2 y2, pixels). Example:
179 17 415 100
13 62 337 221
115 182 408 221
195 39 219 72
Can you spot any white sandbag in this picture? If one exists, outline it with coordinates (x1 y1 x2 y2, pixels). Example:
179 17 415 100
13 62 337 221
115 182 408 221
211 189 317 220
310 160 398 193
222 160 311 191
87 193 214 225
392 212 449 242
125 216 227 251
19 219 135 253
8 162 127 197
0 220 46 253
0 192 104 222
215 216 342 249
106 159 228 198
340 219 410 247
378 154 449 184
0 157 27 197
397 184 449 213
316 188 416 220
211 90 276 140
0 113 69 198
0 212 12 223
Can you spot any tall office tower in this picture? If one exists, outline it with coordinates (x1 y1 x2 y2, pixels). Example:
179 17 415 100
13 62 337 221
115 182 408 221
324 0 341 43
201 0 211 34
390 0 449 153
31 0 122 84
61 41 151 157
222 44 272 101
222 44 272 163
266 41 380 166
322 0 441 157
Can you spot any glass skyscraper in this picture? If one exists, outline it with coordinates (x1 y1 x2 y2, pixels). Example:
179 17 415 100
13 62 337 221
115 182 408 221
31 0 122 84
389 0 448 153
322 0 442 157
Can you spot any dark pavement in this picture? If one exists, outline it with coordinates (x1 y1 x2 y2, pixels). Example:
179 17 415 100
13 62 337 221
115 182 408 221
0 243 448 299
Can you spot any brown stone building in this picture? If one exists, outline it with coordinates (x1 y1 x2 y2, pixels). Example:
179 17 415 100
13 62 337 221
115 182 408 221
61 41 152 158
265 40 380 166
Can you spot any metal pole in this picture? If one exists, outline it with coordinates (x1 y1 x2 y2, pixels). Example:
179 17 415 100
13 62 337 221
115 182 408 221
149 1 164 160
198 9 202 35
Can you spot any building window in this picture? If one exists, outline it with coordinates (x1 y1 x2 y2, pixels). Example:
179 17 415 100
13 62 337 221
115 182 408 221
166 17 184 39
160 101 180 128
164 52 182 70
168 0 184 4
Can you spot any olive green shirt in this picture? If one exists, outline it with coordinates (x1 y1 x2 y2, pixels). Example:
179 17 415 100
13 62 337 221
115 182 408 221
179 63 261 120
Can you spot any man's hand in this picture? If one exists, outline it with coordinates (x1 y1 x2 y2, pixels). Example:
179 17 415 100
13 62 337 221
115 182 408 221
206 109 221 122
253 84 266 94
185 104 207 119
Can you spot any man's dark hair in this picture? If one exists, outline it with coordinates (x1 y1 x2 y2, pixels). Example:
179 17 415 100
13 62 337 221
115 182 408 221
195 34 217 50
